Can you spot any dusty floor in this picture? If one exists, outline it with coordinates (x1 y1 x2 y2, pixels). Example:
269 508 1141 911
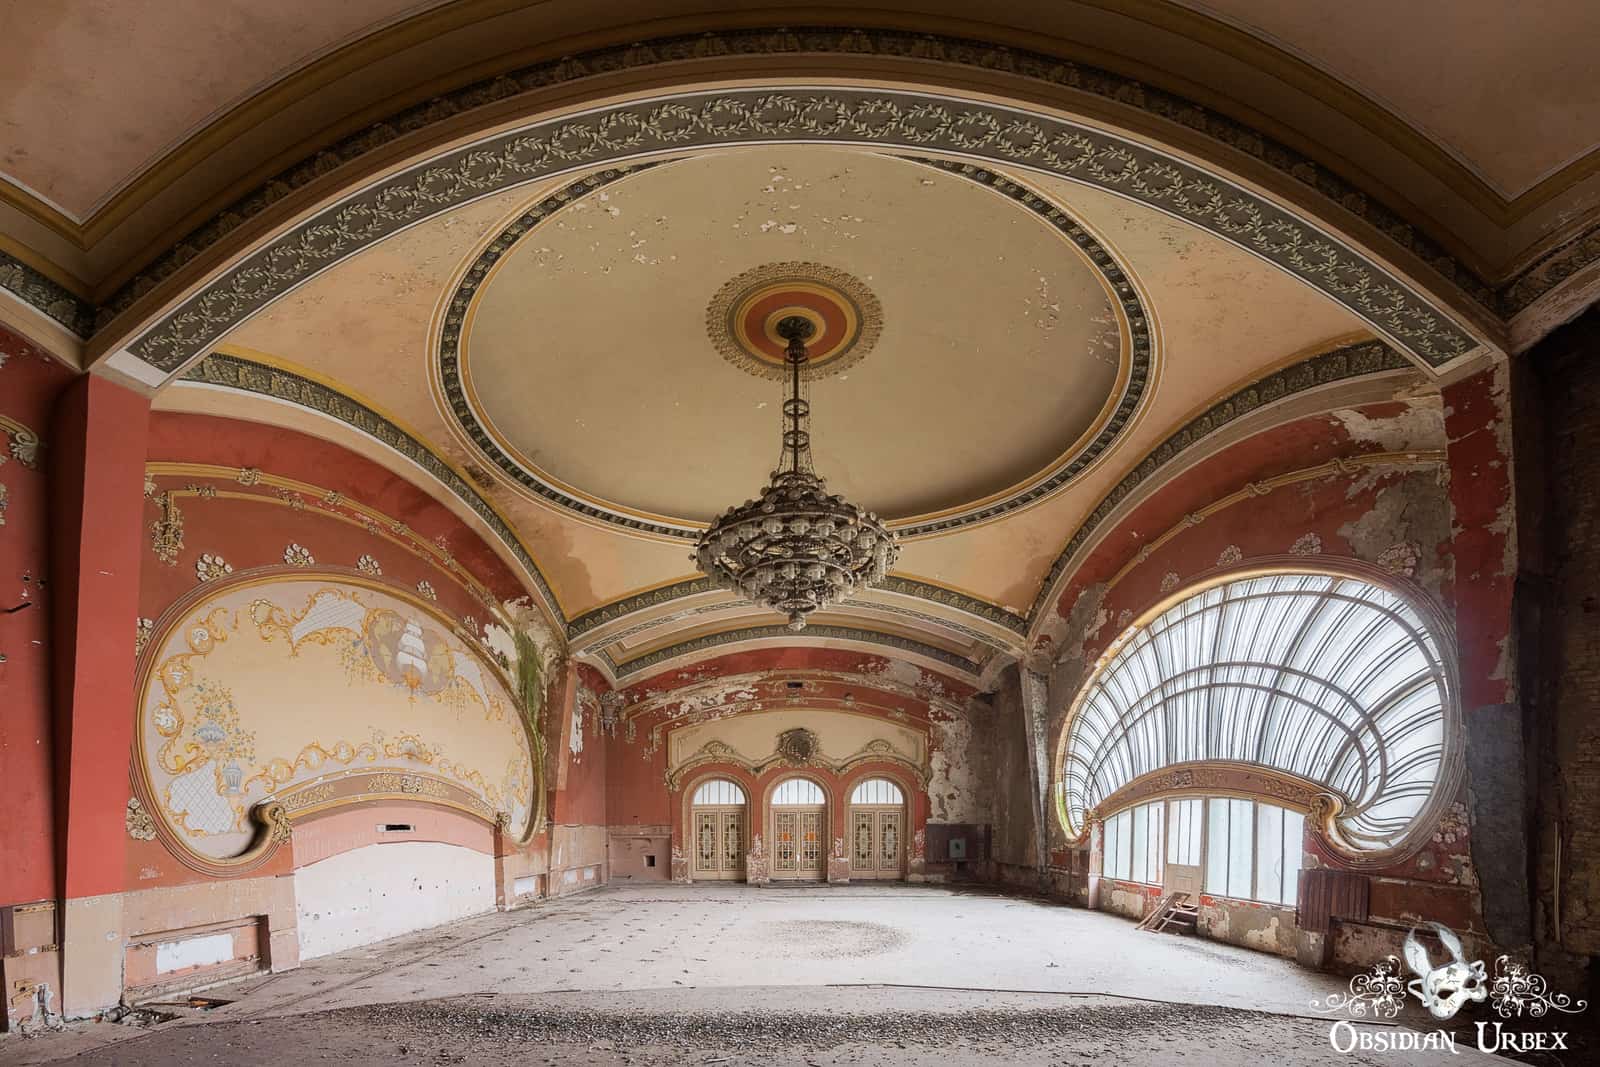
0 883 1554 1065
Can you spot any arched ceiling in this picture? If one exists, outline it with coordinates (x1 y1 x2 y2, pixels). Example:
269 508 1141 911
459 148 1124 526
4 1 1582 686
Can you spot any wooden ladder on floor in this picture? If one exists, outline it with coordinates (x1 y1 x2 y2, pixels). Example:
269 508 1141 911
1136 891 1199 934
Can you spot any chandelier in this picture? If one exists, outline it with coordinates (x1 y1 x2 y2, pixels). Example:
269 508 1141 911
694 316 898 631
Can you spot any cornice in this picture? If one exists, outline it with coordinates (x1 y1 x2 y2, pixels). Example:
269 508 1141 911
112 82 1481 378
566 573 1026 659
608 623 981 681
9 21 1595 356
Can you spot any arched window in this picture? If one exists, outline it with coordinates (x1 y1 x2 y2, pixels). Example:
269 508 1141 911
772 778 825 805
850 778 905 805
1058 572 1451 854
691 779 746 806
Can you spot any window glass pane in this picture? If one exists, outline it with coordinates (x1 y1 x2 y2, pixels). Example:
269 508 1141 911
1227 799 1253 899
1256 803 1285 903
1056 573 1448 854
1116 810 1132 880
1205 798 1229 893
1282 809 1305 907
1131 803 1149 883
1102 813 1120 880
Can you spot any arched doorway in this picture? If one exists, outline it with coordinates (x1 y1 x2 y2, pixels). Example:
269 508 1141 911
848 777 906 881
689 778 747 882
768 777 826 882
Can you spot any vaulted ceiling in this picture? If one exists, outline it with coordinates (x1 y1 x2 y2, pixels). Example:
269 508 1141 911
3 1 1587 687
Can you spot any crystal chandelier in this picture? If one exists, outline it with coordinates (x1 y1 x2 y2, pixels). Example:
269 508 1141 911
694 316 898 630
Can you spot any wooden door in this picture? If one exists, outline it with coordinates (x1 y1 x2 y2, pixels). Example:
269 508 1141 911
772 808 824 880
850 807 904 879
691 806 745 880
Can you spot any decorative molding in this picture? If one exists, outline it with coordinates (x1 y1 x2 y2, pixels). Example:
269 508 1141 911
0 416 43 470
124 85 1479 377
621 667 961 724
438 156 1152 538
147 463 508 616
71 27 1497 358
569 573 1024 648
0 249 95 338
611 623 979 680
1027 339 1414 626
705 260 883 382
125 797 157 841
1501 220 1600 316
666 735 928 791
175 352 562 628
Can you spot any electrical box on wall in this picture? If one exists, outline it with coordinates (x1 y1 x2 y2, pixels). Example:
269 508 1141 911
948 838 968 860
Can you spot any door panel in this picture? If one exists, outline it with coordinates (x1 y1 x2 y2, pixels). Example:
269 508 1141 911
772 808 824 880
774 811 798 875
691 806 746 880
848 806 904 879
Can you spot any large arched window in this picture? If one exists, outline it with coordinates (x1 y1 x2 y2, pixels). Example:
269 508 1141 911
1057 571 1453 855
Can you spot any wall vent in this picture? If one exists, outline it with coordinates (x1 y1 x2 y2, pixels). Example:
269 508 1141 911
378 823 415 833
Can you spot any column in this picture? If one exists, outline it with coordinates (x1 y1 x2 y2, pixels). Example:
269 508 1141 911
48 374 151 1017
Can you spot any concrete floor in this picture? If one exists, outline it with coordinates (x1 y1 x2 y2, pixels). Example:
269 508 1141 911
0 884 1536 1065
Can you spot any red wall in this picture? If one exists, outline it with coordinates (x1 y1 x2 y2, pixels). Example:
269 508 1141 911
130 413 543 891
0 326 74 907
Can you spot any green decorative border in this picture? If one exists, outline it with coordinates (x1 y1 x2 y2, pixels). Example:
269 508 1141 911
608 623 980 680
568 573 1025 643
85 28 1497 339
8 27 1584 351
178 352 562 625
124 84 1478 374
0 250 95 337
437 155 1153 538
1026 338 1415 624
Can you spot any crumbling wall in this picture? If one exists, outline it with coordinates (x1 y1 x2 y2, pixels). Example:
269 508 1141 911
988 666 1035 869
1519 310 1600 989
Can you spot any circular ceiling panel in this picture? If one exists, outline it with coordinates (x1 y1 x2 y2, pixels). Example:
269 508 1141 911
447 147 1147 533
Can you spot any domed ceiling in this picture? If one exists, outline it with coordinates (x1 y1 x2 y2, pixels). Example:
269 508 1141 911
449 148 1137 531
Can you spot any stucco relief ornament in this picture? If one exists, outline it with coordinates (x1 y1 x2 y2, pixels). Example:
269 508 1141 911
1216 544 1243 567
195 553 233 582
135 617 154 658
283 543 315 567
235 467 262 486
416 580 438 601
125 797 157 841
1289 532 1324 556
1159 571 1180 593
1377 540 1422 577
0 482 7 527
776 727 820 765
356 554 382 576
149 493 184 565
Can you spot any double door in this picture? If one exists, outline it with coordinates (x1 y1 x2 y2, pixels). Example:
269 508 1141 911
850 807 903 879
771 808 824 880
692 806 745 880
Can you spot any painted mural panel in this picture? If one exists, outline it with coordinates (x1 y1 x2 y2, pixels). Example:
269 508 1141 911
137 579 534 859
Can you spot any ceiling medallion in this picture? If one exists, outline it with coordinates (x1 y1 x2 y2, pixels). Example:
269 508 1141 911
705 262 882 381
694 315 898 631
